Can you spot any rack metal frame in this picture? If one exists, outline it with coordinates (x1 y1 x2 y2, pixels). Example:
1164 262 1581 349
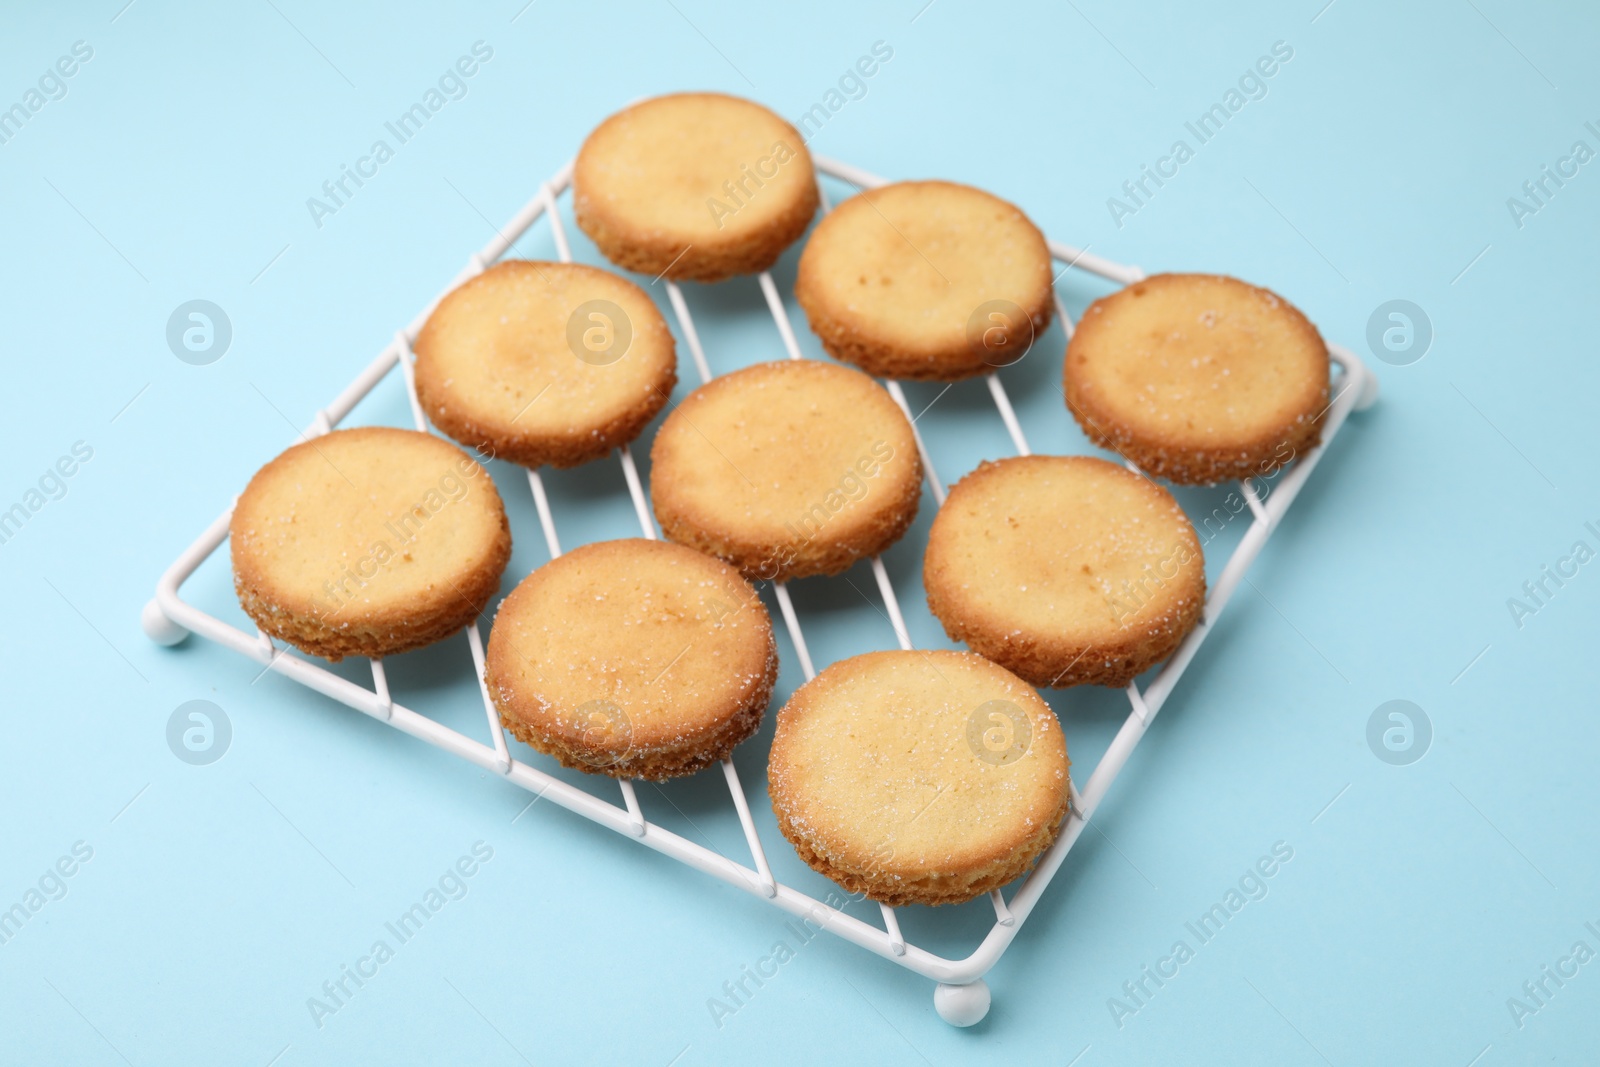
142 154 1376 1026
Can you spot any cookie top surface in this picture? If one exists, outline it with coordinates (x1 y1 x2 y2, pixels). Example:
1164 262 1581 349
648 359 922 580
1065 273 1328 468
925 455 1204 679
573 93 817 281
484 538 776 761
413 261 676 468
795 180 1054 379
230 427 510 627
768 649 1069 885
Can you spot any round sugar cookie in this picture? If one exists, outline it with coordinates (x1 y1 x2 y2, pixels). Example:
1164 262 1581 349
413 261 677 469
230 427 511 662
924 455 1205 688
1065 273 1329 484
795 180 1054 380
573 92 818 282
649 360 922 581
768 650 1070 906
483 538 778 780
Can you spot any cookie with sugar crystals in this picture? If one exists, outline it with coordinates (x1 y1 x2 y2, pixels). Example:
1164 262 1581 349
413 260 676 470
230 427 511 661
768 649 1070 906
924 455 1204 688
484 538 777 780
649 359 922 581
795 179 1054 380
1064 272 1329 484
573 92 818 282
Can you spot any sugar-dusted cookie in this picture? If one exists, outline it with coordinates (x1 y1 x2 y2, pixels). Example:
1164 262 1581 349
484 538 777 780
1064 273 1329 484
924 455 1204 688
573 93 818 282
795 180 1054 380
769 649 1070 906
649 360 922 581
230 427 511 662
413 261 676 469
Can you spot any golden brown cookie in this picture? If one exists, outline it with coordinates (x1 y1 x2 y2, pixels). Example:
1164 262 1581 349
924 455 1204 688
230 427 511 661
795 180 1054 380
769 649 1070 906
413 261 676 469
573 92 818 282
649 360 922 581
1064 273 1329 484
484 538 777 780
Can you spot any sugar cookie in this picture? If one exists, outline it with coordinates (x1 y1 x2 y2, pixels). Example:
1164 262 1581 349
924 455 1204 688
649 360 922 581
413 261 676 469
230 427 511 661
795 180 1054 380
484 538 777 780
769 649 1070 906
1064 273 1329 484
573 93 818 282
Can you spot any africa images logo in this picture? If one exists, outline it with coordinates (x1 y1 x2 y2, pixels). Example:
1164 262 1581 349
304 42 494 229
1106 41 1295 229
1366 700 1431 766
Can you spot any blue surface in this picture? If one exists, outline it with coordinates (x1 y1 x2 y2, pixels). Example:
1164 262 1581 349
2 1 1596 1063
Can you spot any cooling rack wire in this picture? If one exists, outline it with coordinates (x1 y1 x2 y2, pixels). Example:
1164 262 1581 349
143 154 1376 1026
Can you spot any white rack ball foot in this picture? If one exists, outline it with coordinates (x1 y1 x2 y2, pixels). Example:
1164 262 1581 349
934 980 991 1026
142 599 189 646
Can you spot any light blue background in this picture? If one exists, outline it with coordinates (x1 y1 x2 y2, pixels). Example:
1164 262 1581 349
2 1 1596 1063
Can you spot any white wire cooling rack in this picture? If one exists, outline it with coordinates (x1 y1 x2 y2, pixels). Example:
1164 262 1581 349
142 153 1376 1026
